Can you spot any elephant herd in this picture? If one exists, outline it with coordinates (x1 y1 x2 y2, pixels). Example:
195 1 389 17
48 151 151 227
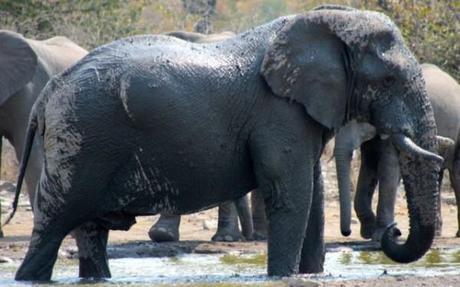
0 4 458 281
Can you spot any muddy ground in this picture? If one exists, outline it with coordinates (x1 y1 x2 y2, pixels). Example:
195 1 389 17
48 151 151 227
1 143 460 286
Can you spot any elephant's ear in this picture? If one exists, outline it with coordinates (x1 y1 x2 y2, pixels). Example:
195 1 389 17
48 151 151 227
0 30 37 105
261 15 349 129
261 9 401 129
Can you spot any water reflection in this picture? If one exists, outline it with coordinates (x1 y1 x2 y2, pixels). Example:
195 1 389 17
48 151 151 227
1 248 460 286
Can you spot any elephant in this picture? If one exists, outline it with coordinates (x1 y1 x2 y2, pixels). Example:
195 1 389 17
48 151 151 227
9 7 444 281
149 30 254 243
335 63 460 241
0 30 87 237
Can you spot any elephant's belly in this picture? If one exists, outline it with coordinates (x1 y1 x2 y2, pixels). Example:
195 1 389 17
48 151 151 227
114 146 256 216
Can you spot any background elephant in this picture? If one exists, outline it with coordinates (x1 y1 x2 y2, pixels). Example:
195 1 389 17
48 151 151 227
0 31 87 237
335 63 460 240
149 30 254 243
10 7 443 281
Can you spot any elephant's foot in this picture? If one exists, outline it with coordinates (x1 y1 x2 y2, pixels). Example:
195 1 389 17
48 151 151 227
435 221 442 237
79 257 111 279
372 226 401 242
148 215 180 242
148 226 179 242
358 214 377 239
360 222 376 239
252 231 267 241
211 226 244 242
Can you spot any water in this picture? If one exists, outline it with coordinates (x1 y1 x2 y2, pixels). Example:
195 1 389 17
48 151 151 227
2 248 460 286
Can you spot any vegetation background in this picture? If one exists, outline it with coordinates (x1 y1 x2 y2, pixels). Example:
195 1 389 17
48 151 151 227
0 0 459 80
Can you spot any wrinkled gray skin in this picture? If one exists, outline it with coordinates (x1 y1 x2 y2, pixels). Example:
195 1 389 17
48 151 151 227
335 63 460 240
11 7 443 281
0 31 87 237
149 30 254 243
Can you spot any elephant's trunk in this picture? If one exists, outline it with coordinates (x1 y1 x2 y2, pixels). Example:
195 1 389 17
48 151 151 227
334 147 354 236
381 131 442 263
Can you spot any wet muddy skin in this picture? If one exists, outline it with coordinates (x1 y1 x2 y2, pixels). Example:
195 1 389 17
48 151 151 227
2 246 460 286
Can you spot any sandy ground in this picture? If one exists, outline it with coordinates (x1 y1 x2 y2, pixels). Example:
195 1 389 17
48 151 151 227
1 149 460 286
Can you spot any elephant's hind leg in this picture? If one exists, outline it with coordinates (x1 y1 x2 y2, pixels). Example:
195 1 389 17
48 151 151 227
15 227 67 281
74 222 110 279
212 202 244 242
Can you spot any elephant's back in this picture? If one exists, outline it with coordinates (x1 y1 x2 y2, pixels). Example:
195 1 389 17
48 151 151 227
422 64 460 142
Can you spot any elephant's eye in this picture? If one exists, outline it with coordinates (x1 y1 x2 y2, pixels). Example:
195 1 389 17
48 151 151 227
382 76 395 87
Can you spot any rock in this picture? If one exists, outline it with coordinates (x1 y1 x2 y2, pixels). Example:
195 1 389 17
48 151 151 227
0 256 13 263
0 181 16 193
202 220 215 230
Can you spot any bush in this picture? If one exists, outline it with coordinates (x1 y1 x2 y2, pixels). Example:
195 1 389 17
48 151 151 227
0 0 458 80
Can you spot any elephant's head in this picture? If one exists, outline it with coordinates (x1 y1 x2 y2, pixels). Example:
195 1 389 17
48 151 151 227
261 8 443 263
0 30 87 108
0 30 38 107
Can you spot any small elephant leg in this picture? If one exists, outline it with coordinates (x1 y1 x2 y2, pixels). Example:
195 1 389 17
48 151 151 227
435 169 444 236
355 140 379 239
251 189 268 240
299 162 325 274
74 221 110 279
148 214 181 242
212 202 243 242
235 194 254 240
0 136 3 238
374 142 401 241
449 151 460 237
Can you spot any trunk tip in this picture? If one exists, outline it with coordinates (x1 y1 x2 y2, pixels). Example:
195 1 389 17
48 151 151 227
341 229 351 237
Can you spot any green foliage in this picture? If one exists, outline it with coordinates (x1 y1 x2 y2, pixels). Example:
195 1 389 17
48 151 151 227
0 0 458 80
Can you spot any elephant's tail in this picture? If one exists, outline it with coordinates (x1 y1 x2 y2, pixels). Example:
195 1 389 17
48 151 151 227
2 110 38 227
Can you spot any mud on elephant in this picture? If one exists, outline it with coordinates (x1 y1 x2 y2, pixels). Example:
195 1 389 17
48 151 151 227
10 6 443 281
0 30 87 237
150 30 254 243
335 63 460 241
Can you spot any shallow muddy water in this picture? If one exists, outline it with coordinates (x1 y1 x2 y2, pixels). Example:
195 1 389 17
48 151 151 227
2 248 460 286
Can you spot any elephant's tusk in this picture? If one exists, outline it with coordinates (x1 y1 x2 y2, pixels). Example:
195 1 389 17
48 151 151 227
391 134 443 164
437 135 455 150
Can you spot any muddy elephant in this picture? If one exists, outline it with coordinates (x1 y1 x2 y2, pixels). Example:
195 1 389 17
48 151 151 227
335 63 460 240
10 7 443 281
150 30 254 243
0 31 87 237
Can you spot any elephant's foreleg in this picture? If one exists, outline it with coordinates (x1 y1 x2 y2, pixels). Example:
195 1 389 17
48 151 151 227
299 161 325 274
74 222 110 279
374 142 401 241
251 189 268 240
263 174 312 276
212 202 243 242
148 214 181 242
354 140 379 239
